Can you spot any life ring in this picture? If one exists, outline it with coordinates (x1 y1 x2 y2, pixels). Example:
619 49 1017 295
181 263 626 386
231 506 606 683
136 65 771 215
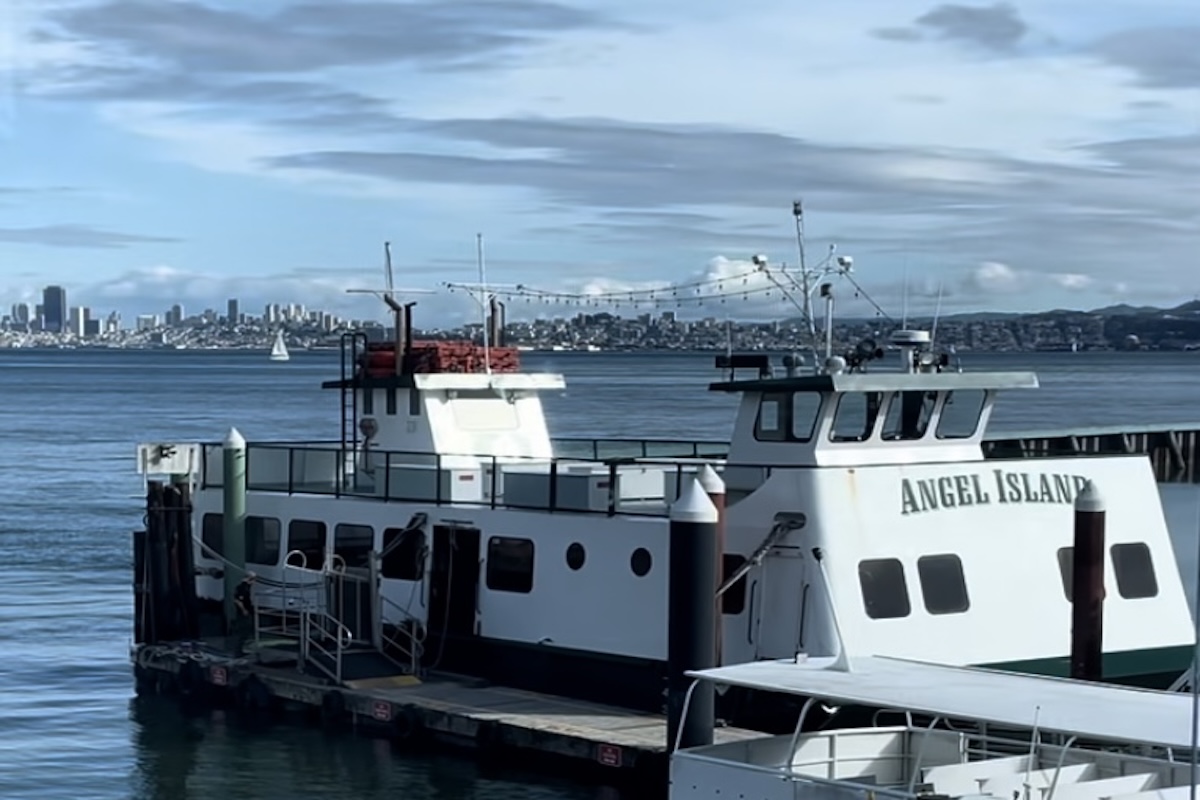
391 706 423 744
321 690 346 728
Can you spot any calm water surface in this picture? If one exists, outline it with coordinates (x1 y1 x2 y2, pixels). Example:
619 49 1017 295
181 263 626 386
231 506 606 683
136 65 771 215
0 348 1198 799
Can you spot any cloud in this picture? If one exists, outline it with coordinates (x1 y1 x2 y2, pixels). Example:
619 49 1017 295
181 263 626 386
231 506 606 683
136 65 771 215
1089 26 1200 88
39 0 618 77
962 261 1095 295
0 224 179 249
874 3 1029 51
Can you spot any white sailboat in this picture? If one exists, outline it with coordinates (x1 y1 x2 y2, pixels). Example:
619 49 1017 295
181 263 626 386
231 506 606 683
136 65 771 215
269 330 289 362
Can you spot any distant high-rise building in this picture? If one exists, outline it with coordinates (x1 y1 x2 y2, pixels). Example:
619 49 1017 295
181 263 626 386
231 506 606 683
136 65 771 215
42 285 67 333
68 306 88 337
227 298 239 325
136 314 159 331
11 303 30 324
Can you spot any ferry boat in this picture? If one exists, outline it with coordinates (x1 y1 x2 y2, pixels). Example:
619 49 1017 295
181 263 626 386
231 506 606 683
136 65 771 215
671 654 1200 800
133 276 1195 726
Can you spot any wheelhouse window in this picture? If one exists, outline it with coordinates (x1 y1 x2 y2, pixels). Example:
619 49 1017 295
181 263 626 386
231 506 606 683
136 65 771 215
753 391 823 442
721 554 748 615
916 554 969 614
831 392 883 442
936 389 987 440
1112 542 1158 599
882 391 936 441
201 513 223 559
246 516 282 566
382 527 425 581
486 536 534 593
288 519 327 571
858 558 910 619
334 523 374 570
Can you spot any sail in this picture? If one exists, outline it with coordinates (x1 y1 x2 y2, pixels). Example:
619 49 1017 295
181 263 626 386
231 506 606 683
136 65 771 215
269 330 290 362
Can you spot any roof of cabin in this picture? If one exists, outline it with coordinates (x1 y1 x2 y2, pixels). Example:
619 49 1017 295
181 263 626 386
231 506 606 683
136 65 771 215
322 373 565 391
708 370 1039 394
686 655 1194 749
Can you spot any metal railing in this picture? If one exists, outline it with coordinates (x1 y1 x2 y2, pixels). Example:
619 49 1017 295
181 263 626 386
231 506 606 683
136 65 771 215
379 594 425 676
200 440 727 517
299 608 355 685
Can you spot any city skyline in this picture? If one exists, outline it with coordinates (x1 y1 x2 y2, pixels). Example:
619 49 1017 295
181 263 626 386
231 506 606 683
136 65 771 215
1 0 1196 322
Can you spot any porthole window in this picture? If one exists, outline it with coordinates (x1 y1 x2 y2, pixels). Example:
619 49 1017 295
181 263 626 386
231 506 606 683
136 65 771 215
858 558 910 619
916 554 969 615
630 547 652 577
1112 542 1158 599
566 542 586 571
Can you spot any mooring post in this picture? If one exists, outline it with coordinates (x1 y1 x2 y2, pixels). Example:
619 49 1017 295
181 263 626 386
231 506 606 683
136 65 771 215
222 427 248 627
697 463 726 665
668 476 719 751
1070 480 1105 681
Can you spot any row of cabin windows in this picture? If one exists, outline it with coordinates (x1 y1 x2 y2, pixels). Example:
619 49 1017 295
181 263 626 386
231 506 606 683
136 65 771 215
200 514 749 613
755 389 986 444
486 537 748 613
859 543 1160 620
360 389 422 417
201 514 425 581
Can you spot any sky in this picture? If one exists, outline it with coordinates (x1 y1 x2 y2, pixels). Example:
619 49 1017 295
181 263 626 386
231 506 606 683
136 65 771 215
0 0 1197 325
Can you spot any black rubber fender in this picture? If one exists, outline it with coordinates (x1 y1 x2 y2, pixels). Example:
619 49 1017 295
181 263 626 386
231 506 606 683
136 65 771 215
474 719 502 753
176 660 205 698
320 690 347 728
236 675 273 715
390 705 424 745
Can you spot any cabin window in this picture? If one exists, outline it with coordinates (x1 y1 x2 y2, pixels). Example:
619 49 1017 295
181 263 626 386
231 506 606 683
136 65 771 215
754 392 788 442
486 536 534 593
722 554 748 615
409 390 421 416
287 519 327 571
630 547 653 577
382 527 425 581
362 391 374 415
385 388 397 416
831 392 883 442
201 513 223 559
791 393 822 441
334 523 375 569
858 558 910 619
916 554 970 614
882 391 935 441
246 516 282 566
1112 542 1158 599
754 391 823 442
566 542 586 571
935 390 986 440
1056 546 1074 600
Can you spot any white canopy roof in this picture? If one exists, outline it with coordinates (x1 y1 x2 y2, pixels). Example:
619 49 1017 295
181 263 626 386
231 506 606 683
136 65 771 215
687 655 1198 750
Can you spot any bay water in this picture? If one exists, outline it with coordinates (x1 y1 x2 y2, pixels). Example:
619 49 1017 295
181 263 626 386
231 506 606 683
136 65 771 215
0 348 1198 799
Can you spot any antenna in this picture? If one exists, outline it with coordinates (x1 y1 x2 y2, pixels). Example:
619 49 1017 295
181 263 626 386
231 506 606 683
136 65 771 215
793 199 815 341
477 233 492 375
930 280 944 346
901 262 909 329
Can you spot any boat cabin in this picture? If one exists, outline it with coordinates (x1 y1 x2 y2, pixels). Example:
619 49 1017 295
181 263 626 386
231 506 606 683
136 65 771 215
671 655 1200 800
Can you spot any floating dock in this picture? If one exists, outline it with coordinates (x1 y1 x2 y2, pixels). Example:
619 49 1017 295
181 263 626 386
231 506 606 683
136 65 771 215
132 637 764 782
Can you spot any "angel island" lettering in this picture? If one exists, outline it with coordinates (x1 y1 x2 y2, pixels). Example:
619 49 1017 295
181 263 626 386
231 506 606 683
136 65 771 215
900 469 1091 516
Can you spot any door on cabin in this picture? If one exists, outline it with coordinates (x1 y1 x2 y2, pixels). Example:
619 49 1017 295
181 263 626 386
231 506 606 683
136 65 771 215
425 525 481 668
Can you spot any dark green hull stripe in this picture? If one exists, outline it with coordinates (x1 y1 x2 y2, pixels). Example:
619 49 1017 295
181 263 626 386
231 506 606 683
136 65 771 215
983 645 1193 689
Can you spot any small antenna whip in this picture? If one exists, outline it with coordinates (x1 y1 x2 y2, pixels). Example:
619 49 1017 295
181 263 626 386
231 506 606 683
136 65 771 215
477 233 492 375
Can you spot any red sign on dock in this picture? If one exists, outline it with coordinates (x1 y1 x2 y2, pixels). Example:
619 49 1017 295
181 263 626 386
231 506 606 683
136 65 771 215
209 666 227 686
372 701 392 722
596 744 623 768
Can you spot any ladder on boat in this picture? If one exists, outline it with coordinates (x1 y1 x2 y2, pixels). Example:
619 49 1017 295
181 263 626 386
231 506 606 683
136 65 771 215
338 332 368 490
